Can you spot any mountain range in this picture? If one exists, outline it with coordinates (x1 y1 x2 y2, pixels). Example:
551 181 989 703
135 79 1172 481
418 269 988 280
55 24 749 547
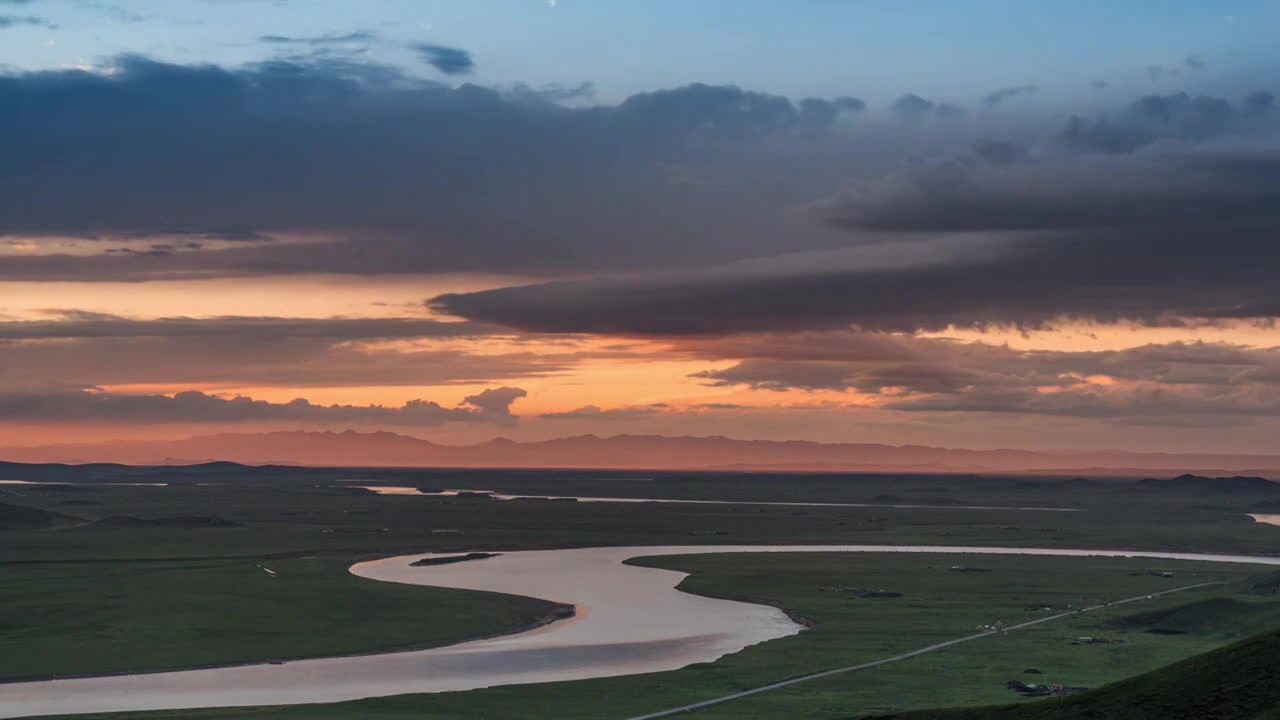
3 430 1280 477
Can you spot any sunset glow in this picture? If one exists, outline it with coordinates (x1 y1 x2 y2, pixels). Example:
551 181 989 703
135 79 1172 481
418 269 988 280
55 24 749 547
2 1 1279 458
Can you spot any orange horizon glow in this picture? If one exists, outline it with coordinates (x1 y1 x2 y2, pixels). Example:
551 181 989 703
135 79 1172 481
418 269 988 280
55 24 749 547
5 271 1280 453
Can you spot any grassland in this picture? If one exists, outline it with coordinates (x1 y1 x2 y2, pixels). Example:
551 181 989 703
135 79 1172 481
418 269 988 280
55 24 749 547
0 501 82 532
0 555 565 681
18 553 1280 719
6 472 1280 567
897 628 1280 720
5 465 1280 718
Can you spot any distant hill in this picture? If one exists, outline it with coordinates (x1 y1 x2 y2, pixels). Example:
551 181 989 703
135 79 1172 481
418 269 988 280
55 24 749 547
889 627 1280 720
3 430 1280 477
1135 474 1280 496
0 502 82 532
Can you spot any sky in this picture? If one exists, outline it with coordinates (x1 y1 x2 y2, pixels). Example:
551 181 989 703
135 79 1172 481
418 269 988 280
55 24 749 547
2 1 1280 452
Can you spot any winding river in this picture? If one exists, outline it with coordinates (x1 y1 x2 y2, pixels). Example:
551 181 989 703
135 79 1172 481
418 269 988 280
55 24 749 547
4 544 1279 719
352 486 1080 511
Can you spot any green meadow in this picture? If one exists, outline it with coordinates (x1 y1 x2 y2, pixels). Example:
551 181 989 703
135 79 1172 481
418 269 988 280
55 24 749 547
4 466 1280 718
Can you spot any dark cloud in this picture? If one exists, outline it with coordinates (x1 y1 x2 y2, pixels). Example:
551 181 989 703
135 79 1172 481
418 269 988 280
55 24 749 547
1243 91 1276 117
890 94 969 121
0 59 877 279
414 44 474 75
259 31 378 45
797 96 866 127
970 139 1030 165
503 80 595 104
981 84 1036 107
0 14 54 27
1185 54 1206 71
1059 92 1240 154
0 386 528 425
696 358 981 394
675 331 925 363
95 228 274 242
0 312 500 340
618 83 805 135
691 335 1280 390
432 170 1280 335
0 313 584 388
883 384 1280 425
816 142 1280 233
890 93 936 121
696 359 870 393
1058 115 1155 154
0 338 571 388
688 334 1280 425
1 54 1276 350
418 82 1280 337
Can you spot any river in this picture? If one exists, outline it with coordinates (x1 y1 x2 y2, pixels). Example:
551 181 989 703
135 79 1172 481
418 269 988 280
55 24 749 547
351 487 1078 511
3 544 1278 718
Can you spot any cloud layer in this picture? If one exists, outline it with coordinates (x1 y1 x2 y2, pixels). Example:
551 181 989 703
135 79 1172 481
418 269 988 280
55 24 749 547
0 386 528 425
433 89 1280 336
686 333 1280 426
0 59 877 279
0 313 575 388
5 50 1280 441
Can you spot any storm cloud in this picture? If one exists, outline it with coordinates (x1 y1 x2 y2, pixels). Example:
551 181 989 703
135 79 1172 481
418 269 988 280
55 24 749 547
0 58 888 278
6 54 1280 422
5 56 1269 289
432 86 1280 337
429 217 1280 336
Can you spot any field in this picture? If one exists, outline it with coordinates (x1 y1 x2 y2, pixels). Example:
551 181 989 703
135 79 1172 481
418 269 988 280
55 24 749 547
0 556 565 681
900 628 1280 720
4 464 1280 718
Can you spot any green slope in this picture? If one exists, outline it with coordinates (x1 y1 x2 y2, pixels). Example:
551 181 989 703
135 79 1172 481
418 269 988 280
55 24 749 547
1104 597 1280 639
890 628 1280 720
0 501 82 531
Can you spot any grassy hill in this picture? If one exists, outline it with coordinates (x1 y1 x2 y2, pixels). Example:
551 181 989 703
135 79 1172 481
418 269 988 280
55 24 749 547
887 628 1280 720
1104 597 1280 640
0 501 82 531
1247 570 1280 597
